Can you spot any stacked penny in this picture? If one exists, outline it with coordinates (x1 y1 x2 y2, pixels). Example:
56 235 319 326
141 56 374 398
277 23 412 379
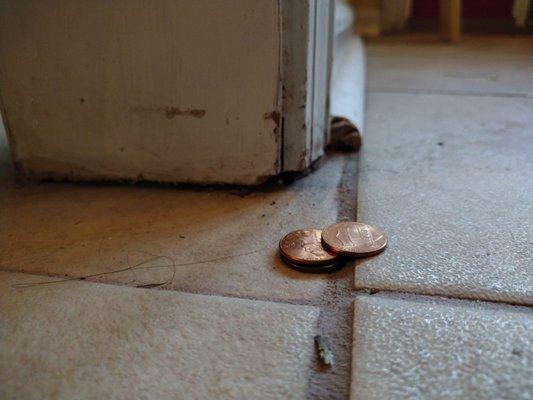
279 222 387 273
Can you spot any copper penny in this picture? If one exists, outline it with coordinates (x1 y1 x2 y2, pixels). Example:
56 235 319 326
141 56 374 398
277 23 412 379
321 221 387 257
280 254 343 273
279 228 339 265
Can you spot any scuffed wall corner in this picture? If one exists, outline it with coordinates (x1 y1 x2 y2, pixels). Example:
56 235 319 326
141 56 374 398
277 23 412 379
280 0 332 174
276 0 284 174
263 110 281 128
0 89 20 172
280 0 313 172
264 108 283 173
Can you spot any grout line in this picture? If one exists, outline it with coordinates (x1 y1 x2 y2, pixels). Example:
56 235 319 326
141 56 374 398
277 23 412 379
0 266 75 281
367 86 533 99
306 152 359 400
352 287 533 308
0 260 533 308
0 265 337 308
5 264 529 310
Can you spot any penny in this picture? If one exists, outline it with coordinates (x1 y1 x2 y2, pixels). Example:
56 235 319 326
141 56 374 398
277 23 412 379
321 221 387 257
279 228 340 265
280 254 343 273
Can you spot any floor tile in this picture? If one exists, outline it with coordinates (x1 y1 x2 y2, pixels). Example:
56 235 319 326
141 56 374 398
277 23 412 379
351 294 533 400
0 129 350 302
0 271 319 400
367 36 533 96
355 92 533 304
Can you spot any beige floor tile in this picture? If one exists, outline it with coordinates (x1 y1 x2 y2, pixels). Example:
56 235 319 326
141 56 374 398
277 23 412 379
367 36 533 96
0 127 350 302
355 92 533 304
351 294 533 400
0 271 319 400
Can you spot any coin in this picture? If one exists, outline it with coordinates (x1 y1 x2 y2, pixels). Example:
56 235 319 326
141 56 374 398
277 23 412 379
280 254 343 273
321 221 387 257
279 228 340 265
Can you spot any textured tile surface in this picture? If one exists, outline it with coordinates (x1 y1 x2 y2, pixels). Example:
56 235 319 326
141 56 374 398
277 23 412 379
355 92 533 304
0 271 319 400
0 128 350 302
367 36 533 96
351 294 533 400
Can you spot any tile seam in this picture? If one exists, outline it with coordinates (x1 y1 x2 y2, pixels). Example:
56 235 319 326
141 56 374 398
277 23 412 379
367 86 532 98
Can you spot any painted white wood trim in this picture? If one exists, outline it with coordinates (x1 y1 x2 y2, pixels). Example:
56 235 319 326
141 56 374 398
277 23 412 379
280 0 314 171
310 0 333 161
281 0 333 172
0 0 281 185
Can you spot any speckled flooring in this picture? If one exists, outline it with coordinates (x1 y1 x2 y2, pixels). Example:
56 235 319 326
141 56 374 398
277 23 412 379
350 35 532 400
1 35 532 399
